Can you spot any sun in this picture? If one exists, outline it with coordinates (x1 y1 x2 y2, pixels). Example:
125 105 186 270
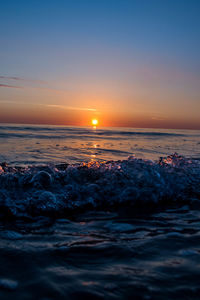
91 119 98 126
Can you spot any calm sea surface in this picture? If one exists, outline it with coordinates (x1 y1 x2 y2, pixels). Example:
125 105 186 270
0 124 200 165
0 124 200 299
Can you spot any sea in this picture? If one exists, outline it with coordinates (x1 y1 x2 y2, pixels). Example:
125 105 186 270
0 123 200 300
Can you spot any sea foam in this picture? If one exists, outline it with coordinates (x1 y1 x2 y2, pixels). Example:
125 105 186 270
0 153 200 218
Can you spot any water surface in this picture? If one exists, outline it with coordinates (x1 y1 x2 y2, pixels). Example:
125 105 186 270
0 124 200 299
0 124 199 165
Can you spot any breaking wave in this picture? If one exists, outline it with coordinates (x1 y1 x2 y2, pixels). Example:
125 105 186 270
0 153 200 219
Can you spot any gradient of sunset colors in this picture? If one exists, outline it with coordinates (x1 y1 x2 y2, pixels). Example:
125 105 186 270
0 0 200 129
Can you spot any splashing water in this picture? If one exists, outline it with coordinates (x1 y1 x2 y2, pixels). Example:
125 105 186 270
0 153 199 218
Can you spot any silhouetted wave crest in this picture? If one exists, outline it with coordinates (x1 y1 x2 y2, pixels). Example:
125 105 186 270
0 153 199 218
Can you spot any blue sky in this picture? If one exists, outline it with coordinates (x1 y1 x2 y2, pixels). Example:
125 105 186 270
0 0 200 128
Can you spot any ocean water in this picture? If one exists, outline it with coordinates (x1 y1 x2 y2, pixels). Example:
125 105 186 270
0 124 200 299
0 123 200 165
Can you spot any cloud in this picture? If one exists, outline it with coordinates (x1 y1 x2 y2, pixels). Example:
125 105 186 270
45 104 97 112
0 84 22 88
0 76 46 84
0 76 24 81
0 75 66 92
0 101 97 112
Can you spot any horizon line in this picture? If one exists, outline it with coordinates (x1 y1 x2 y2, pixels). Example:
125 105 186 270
0 121 199 131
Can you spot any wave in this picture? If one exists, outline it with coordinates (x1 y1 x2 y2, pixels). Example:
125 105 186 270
0 128 185 140
0 125 185 136
0 153 200 219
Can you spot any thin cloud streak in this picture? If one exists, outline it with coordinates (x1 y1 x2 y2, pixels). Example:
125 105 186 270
0 84 22 88
45 104 97 112
0 75 70 93
0 76 46 84
0 101 97 112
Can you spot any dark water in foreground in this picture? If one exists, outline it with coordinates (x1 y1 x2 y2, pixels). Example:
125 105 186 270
0 124 200 299
1 208 200 300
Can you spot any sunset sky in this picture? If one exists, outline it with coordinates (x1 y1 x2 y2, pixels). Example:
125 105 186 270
0 0 200 129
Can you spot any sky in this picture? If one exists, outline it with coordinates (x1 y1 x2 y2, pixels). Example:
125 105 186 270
0 0 200 129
